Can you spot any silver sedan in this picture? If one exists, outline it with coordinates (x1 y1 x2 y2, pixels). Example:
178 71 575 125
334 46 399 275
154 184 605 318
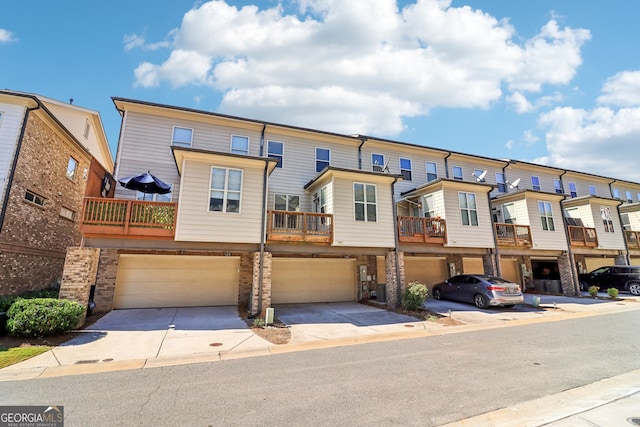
432 274 524 309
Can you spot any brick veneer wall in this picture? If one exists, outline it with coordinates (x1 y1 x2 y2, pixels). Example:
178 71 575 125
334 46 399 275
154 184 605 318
385 250 404 307
558 252 578 296
238 252 254 311
59 247 100 325
93 248 118 312
250 252 272 316
0 112 90 295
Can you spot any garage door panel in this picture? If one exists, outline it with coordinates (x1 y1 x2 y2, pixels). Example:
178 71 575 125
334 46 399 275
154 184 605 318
272 258 356 304
463 257 485 274
500 258 521 285
115 255 239 309
404 257 447 289
585 257 615 273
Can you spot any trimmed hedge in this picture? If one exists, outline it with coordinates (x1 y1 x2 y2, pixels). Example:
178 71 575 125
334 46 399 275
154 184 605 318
6 298 84 337
0 288 59 313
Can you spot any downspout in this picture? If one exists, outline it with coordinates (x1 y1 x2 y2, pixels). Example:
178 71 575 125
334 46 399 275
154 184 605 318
357 136 368 170
488 191 501 277
0 103 41 234
559 170 568 194
444 152 452 178
391 176 402 307
259 123 267 157
502 161 510 193
610 179 631 265
250 161 270 318
558 190 580 296
112 105 127 177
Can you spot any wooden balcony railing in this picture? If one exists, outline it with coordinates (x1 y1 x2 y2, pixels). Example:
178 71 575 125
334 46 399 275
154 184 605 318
398 216 446 244
625 230 640 249
266 210 333 244
568 225 598 247
80 197 177 239
494 223 532 248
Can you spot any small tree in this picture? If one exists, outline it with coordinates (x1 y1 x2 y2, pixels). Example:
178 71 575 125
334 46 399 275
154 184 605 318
401 282 429 311
607 288 619 299
588 285 599 297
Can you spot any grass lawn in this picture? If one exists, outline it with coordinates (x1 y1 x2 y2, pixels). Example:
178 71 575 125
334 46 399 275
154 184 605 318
0 346 52 369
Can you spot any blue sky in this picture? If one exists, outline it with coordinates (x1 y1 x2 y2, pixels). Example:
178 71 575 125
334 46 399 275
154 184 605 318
2 1 640 181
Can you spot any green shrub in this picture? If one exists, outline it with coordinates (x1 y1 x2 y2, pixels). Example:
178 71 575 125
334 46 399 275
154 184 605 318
0 295 18 313
0 288 59 313
607 288 619 298
588 285 599 297
6 298 84 337
401 282 429 311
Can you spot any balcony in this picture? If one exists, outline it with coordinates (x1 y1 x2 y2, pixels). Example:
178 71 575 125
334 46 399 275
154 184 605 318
494 223 532 248
568 225 598 247
625 230 640 249
80 197 177 239
266 210 333 244
398 216 446 244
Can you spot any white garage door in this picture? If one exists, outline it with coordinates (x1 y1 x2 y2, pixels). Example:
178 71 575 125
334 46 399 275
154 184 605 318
115 254 240 309
404 257 448 289
271 258 356 304
585 257 616 273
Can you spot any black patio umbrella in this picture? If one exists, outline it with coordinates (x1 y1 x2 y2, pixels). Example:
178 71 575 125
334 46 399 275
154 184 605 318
118 171 171 195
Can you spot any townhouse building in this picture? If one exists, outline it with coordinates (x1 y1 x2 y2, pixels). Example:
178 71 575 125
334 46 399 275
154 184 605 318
59 97 640 322
0 91 114 295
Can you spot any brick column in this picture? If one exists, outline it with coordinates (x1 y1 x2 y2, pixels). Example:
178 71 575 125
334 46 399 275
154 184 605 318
615 253 629 266
558 252 578 296
238 252 255 311
483 252 498 276
385 250 404 307
93 248 118 313
59 247 100 325
251 252 272 316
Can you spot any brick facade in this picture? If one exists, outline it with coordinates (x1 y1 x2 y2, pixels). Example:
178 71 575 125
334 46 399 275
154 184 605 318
250 252 272 316
385 250 404 307
559 252 578 296
93 248 118 313
0 112 91 295
59 247 100 325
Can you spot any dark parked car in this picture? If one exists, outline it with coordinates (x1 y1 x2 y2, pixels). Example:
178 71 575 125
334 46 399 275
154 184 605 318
579 266 640 295
432 274 524 309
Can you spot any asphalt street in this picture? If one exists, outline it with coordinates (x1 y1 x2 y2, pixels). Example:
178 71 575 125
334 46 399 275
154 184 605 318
1 309 639 426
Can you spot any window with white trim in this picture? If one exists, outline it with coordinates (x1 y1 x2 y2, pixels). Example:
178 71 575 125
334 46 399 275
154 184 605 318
637 193 640 202
172 126 193 147
314 186 329 214
230 135 249 155
554 179 563 194
626 191 633 203
569 182 577 198
621 213 631 231
452 166 463 180
426 162 438 182
496 173 506 193
137 184 173 202
473 169 486 182
267 140 283 168
24 190 45 207
316 148 330 172
209 167 242 213
400 158 412 181
531 176 541 191
422 194 435 218
538 201 555 231
274 194 300 211
503 203 516 224
613 188 621 199
354 183 377 222
372 153 384 171
459 192 478 226
601 206 615 232
60 206 76 221
589 185 597 196
67 157 78 181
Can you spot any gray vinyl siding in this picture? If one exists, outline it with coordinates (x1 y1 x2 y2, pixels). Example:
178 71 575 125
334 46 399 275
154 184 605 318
525 199 568 250
590 204 625 250
174 158 264 243
0 103 25 203
564 178 610 198
332 176 395 248
504 166 560 193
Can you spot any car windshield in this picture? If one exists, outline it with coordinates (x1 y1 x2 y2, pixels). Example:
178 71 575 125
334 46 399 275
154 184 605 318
592 267 609 274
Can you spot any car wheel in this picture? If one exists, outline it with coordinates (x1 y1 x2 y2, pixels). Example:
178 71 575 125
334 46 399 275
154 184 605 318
433 288 443 300
628 282 640 296
474 294 488 309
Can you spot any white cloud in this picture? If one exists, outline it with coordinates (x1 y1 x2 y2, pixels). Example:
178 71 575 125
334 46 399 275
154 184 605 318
536 105 640 181
0 29 17 43
123 32 173 51
523 130 539 145
505 139 514 150
597 71 640 107
132 0 590 136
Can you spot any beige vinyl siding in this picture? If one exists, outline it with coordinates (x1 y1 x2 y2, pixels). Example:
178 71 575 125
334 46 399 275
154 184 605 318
563 177 610 198
174 158 265 243
505 166 561 193
526 198 568 250
615 184 640 202
443 189 494 248
589 204 625 250
266 133 357 212
332 176 395 247
0 102 25 202
625 210 640 230
42 101 113 170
